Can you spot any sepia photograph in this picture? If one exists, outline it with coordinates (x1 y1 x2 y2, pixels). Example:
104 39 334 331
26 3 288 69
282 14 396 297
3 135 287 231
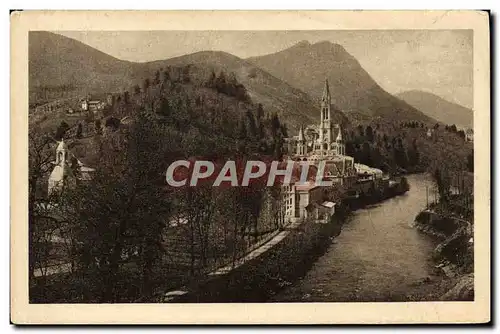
11 10 490 324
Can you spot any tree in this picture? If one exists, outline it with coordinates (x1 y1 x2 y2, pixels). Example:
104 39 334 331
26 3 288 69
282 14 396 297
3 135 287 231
407 140 420 168
433 168 450 203
357 124 364 137
238 119 247 140
123 91 130 105
366 125 374 142
142 79 151 96
61 114 171 302
162 68 171 83
153 70 161 85
206 70 216 88
467 151 474 173
104 117 121 131
55 121 69 140
76 123 83 139
458 130 466 140
246 111 258 138
270 113 281 139
256 103 264 122
28 128 55 280
361 142 372 166
182 66 191 83
95 119 102 135
215 71 227 94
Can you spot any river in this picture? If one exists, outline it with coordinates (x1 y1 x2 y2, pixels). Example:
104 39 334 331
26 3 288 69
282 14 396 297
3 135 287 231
272 174 442 302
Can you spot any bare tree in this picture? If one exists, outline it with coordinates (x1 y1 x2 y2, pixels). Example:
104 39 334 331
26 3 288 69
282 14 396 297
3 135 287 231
28 128 55 280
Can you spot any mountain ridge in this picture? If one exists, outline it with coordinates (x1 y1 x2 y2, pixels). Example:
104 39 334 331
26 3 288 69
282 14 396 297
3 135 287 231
396 90 473 129
29 31 333 132
247 40 435 125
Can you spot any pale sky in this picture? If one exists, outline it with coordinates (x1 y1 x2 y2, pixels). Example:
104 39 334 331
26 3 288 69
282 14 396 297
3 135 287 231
58 30 473 109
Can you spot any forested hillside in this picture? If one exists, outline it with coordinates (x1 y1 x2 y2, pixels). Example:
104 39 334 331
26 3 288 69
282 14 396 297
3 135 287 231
345 119 473 176
29 64 289 303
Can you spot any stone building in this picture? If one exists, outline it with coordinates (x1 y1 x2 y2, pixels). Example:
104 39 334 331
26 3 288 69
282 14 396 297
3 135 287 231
295 80 346 158
47 139 95 195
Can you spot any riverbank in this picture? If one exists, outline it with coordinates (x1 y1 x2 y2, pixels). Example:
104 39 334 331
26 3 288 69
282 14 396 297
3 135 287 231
413 208 474 301
157 177 410 303
272 174 458 302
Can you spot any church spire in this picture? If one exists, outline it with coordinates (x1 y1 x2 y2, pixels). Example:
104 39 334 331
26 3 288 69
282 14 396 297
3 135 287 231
298 125 305 141
321 79 331 105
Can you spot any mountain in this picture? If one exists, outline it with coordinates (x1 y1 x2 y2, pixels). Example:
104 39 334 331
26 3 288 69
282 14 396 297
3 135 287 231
248 41 435 125
396 90 473 129
30 32 335 132
29 31 137 101
151 51 348 131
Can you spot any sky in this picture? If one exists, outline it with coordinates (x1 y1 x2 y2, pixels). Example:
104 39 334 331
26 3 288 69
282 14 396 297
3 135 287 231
58 30 473 109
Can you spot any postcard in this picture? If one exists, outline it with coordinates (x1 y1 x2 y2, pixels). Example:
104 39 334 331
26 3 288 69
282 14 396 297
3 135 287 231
11 10 490 324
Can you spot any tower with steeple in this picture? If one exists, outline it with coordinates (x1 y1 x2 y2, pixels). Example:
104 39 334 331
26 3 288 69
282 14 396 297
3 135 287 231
48 139 74 195
319 79 333 151
292 78 346 159
296 125 306 156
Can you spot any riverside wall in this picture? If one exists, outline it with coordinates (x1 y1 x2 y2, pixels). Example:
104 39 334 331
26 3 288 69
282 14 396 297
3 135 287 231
158 177 410 303
413 209 474 300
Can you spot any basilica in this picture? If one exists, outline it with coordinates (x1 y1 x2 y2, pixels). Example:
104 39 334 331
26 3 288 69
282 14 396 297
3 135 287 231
294 79 346 160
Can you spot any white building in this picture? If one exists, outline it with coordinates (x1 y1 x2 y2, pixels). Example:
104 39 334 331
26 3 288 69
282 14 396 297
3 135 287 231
465 128 473 142
48 139 95 195
283 181 323 223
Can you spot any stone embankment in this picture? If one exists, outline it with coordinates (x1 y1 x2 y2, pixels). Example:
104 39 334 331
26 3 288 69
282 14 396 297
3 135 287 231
414 209 474 301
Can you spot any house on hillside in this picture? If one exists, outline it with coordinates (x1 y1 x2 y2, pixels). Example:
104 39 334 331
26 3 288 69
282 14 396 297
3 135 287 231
80 98 106 113
465 128 473 142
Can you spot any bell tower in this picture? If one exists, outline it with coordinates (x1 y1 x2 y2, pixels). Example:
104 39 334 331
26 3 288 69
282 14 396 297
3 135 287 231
55 139 68 166
48 139 71 195
296 126 306 156
320 79 332 144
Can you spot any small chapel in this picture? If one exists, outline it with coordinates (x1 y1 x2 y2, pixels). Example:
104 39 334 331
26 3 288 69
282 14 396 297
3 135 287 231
48 139 95 195
295 79 346 158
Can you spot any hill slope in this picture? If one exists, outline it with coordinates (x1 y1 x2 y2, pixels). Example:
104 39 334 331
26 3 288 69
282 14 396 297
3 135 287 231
396 90 473 129
29 31 137 102
147 51 346 132
248 41 435 125
29 32 334 132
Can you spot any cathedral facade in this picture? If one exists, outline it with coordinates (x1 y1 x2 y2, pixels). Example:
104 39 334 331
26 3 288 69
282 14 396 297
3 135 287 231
295 79 346 159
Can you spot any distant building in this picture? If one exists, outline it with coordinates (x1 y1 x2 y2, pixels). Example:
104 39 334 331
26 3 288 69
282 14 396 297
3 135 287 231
465 128 473 142
106 94 114 106
80 98 106 113
80 99 88 111
426 128 433 138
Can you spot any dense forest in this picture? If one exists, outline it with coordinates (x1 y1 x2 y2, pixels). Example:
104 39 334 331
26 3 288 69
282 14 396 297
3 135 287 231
344 120 473 176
